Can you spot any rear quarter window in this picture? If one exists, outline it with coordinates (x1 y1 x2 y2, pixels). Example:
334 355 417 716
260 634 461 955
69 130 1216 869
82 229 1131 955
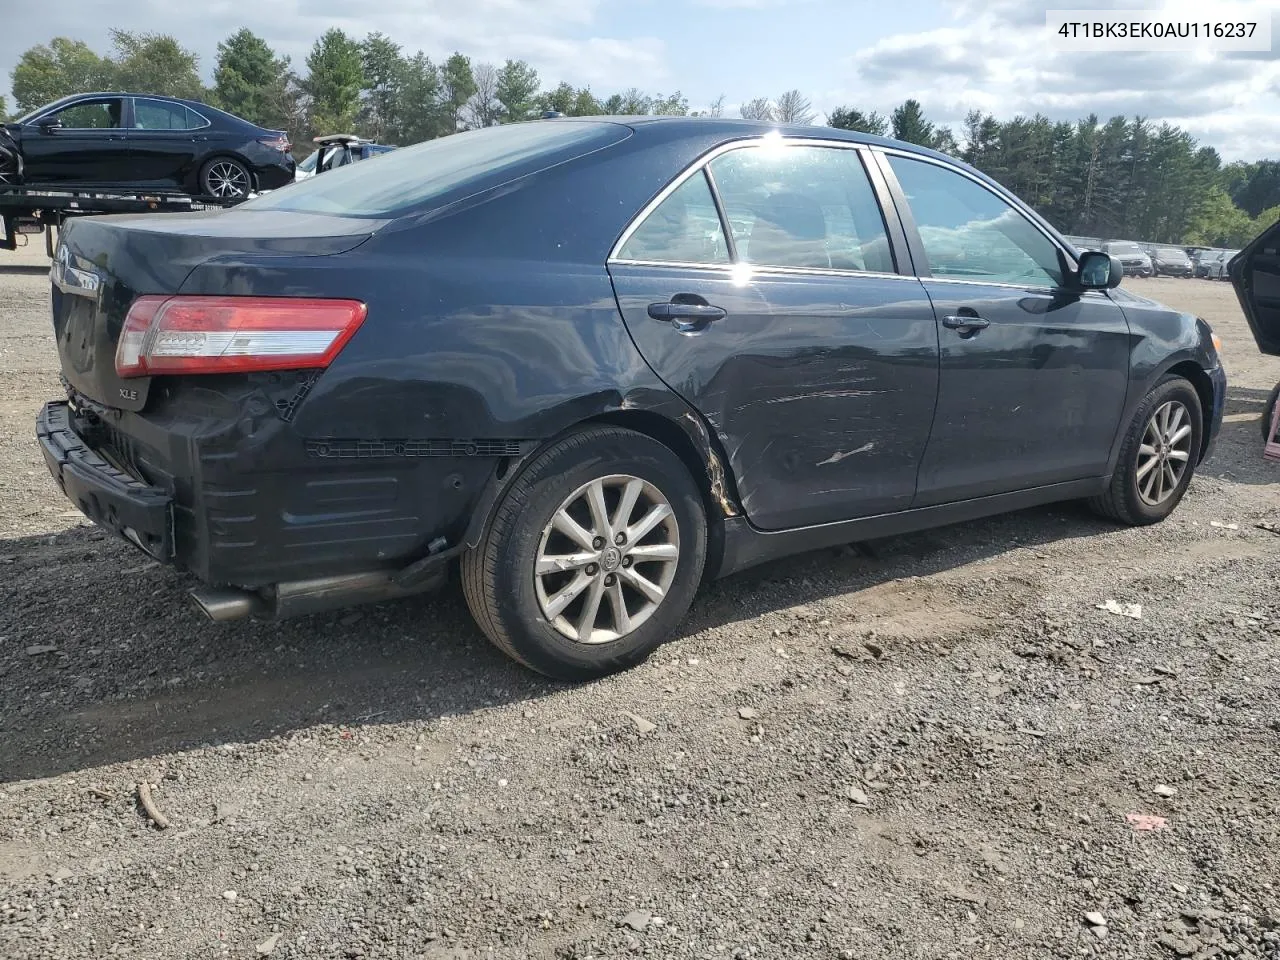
243 121 631 219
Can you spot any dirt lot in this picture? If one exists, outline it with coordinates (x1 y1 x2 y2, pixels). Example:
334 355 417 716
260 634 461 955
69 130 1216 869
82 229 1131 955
1 240 1278 960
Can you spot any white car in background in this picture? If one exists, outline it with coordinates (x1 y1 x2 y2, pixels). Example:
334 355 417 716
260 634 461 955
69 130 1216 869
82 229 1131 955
294 135 396 181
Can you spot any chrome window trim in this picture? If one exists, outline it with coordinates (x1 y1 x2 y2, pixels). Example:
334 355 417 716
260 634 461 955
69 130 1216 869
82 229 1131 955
874 145 1081 287
131 96 212 132
26 95 126 133
607 136 903 276
609 257 920 283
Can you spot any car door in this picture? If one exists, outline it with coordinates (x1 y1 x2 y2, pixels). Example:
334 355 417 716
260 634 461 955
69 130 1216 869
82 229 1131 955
128 98 204 186
20 96 130 184
608 140 940 531
875 150 1131 507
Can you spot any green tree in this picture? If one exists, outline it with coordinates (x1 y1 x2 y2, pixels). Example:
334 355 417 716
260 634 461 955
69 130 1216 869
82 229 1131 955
212 29 295 131
890 99 934 146
570 87 603 116
302 28 364 135
495 59 539 123
1229 160 1280 218
108 31 204 99
359 32 405 141
828 107 887 136
439 52 476 133
1186 186 1256 247
11 38 116 113
650 91 689 116
540 82 577 115
396 52 440 144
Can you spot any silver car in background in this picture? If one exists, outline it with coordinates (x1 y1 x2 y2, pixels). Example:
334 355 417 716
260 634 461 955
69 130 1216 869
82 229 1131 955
1102 240 1153 277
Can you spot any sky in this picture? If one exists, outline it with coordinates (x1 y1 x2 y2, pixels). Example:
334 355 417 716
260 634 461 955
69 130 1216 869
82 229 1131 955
3 0 1280 160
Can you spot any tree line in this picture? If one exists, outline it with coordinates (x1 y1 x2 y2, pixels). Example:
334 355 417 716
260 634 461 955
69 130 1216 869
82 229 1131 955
7 29 1280 247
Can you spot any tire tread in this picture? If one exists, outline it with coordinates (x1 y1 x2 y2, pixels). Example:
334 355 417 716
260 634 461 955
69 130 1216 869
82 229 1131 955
461 425 682 672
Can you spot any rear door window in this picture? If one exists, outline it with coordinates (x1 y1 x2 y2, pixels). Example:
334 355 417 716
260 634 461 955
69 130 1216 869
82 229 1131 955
616 171 729 264
708 144 895 273
133 100 203 130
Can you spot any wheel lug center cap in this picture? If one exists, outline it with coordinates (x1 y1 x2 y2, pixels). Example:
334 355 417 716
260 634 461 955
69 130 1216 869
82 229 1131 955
600 546 622 572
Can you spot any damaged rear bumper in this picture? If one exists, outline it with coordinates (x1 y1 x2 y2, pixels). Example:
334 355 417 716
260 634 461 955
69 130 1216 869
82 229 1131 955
37 400 173 561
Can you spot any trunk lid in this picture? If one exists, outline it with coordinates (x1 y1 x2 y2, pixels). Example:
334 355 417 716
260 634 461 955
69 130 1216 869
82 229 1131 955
1229 220 1280 356
52 210 381 410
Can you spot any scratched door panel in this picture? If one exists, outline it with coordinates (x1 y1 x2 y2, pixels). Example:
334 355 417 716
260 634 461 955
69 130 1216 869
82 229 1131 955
912 282 1131 507
610 263 940 530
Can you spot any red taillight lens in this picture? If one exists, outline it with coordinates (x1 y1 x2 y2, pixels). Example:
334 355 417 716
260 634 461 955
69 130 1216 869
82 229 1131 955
258 135 291 153
115 296 367 378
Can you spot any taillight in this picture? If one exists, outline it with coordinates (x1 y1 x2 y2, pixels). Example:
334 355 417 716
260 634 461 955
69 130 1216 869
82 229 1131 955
115 296 367 378
258 135 291 153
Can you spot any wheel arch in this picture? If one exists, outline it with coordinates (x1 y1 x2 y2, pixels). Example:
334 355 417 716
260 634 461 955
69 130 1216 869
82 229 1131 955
457 403 743 586
196 152 257 194
1164 360 1216 464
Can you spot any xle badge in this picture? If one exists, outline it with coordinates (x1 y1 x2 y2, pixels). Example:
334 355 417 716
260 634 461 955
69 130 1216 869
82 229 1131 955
119 387 138 401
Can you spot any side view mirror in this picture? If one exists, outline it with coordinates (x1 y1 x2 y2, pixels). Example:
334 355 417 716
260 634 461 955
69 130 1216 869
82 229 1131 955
38 117 64 132
1077 250 1123 289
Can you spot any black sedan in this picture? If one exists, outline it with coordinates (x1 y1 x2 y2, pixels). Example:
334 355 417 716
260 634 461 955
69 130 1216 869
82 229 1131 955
1 93 294 198
36 118 1226 679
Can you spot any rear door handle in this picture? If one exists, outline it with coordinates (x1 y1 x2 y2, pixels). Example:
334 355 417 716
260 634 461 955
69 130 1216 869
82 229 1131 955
647 302 726 322
647 299 726 333
942 314 990 335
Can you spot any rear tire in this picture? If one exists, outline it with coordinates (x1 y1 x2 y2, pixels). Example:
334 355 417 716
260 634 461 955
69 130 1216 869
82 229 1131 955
1090 375 1203 525
199 157 252 199
461 426 707 681
1262 384 1280 443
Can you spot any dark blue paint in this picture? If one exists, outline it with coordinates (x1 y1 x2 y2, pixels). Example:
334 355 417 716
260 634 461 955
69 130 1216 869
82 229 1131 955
38 117 1227 591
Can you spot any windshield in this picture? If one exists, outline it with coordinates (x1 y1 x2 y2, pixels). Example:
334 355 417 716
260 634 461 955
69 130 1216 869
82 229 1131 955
297 151 318 173
242 121 628 218
1155 247 1186 258
1106 242 1142 254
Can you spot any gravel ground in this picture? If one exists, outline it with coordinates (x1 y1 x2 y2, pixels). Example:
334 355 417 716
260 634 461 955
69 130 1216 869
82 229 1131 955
2 240 1279 960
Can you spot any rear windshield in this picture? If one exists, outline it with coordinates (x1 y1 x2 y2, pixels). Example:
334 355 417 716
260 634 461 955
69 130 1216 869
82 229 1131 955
243 121 627 218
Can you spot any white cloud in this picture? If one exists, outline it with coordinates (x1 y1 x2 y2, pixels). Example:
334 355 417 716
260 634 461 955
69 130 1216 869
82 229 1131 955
816 0 1280 159
0 0 659 106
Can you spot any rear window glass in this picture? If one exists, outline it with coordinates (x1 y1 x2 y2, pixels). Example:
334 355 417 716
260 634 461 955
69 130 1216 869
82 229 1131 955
243 121 627 218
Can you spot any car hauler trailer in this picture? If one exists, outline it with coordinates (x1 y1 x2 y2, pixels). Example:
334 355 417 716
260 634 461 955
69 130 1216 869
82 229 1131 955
1 186 248 256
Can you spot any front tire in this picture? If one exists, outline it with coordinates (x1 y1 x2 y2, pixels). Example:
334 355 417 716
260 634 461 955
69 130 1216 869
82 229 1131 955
1090 375 1203 525
461 426 707 681
199 157 252 199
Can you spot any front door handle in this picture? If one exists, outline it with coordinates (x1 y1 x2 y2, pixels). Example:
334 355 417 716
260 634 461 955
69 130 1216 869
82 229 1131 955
942 314 990 336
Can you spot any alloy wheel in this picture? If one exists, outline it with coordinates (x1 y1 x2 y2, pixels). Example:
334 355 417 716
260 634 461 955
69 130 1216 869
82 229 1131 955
534 474 680 644
206 162 250 198
1136 400 1193 506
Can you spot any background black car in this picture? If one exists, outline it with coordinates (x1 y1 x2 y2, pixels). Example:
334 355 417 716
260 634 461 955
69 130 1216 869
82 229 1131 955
2 93 294 198
36 118 1226 680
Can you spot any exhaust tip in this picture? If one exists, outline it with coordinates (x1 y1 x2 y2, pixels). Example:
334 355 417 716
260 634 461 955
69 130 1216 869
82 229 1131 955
190 586 262 623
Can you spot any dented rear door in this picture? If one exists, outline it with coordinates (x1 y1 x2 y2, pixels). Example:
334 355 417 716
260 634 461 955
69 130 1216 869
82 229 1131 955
607 145 938 532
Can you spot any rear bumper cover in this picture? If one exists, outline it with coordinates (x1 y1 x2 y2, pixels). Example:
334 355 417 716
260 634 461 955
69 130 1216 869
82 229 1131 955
37 400 173 560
